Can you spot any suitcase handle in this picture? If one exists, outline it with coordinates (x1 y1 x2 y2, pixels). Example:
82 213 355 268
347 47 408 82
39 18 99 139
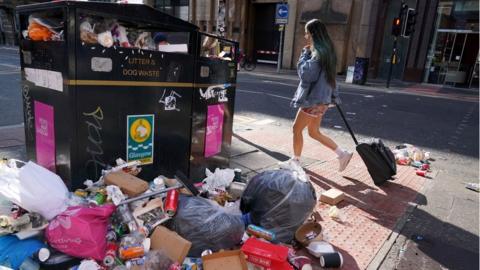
335 104 359 146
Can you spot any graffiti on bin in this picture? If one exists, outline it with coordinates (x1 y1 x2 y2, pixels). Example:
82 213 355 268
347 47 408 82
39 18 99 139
83 107 107 177
159 89 182 111
199 84 230 103
22 84 34 138
166 62 183 82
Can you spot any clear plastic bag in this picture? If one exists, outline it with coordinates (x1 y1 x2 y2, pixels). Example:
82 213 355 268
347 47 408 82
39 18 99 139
170 195 244 256
240 169 317 243
0 160 68 220
141 250 175 270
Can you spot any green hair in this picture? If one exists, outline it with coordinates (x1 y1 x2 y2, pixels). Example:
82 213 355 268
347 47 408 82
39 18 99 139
306 19 337 88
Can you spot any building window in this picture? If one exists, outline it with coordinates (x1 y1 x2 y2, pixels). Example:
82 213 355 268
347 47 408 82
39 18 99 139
155 0 189 21
423 0 479 88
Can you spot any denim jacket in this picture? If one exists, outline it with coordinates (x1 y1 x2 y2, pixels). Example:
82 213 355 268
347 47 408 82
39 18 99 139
291 49 341 108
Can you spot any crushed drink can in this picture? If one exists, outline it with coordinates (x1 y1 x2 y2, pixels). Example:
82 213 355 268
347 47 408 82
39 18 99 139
106 230 117 241
246 224 276 241
119 245 145 260
421 163 430 171
416 170 427 177
165 190 179 217
411 161 422 168
125 257 145 268
103 242 118 267
94 192 106 205
74 189 88 198
233 168 242 182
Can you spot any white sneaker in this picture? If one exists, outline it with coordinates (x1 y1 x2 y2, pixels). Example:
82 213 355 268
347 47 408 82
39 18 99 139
278 158 301 170
338 151 353 172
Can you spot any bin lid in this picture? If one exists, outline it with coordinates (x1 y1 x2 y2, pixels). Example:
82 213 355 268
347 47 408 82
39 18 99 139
16 1 198 32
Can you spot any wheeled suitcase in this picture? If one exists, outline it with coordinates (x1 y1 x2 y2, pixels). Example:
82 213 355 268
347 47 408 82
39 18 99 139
336 104 396 185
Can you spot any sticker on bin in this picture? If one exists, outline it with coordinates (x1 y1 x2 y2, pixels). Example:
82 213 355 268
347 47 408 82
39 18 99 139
204 104 224 158
91 57 113 72
34 101 56 172
24 68 63 92
127 114 154 165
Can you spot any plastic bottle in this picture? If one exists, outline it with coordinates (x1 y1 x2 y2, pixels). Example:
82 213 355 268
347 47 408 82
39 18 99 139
117 204 138 233
119 232 146 260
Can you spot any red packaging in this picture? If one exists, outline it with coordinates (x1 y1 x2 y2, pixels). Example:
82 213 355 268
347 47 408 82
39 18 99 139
416 170 426 177
241 238 293 270
421 163 430 171
165 190 179 217
103 242 118 266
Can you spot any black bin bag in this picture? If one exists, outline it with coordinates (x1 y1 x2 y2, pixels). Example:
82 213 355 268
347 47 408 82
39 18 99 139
170 195 245 256
240 169 317 243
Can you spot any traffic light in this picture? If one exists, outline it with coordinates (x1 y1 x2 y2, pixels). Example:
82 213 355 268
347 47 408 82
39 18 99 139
401 4 409 17
391 17 402 37
403 8 417 37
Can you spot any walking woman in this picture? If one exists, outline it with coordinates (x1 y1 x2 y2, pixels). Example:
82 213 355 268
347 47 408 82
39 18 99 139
280 19 353 172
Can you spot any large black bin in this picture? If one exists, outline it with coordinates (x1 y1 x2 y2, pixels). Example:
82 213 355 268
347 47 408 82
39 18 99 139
16 1 238 189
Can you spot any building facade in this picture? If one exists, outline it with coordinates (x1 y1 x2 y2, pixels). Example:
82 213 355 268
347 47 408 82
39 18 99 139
2 0 477 88
183 0 478 88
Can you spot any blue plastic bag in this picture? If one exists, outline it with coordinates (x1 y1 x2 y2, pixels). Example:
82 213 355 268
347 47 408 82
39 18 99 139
0 235 45 270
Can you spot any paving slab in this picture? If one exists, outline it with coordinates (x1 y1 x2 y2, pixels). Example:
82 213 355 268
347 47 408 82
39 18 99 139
234 126 428 269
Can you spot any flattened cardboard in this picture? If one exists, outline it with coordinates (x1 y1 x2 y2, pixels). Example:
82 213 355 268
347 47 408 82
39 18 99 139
320 189 345 205
104 171 149 197
132 198 170 228
203 250 248 270
150 226 192 263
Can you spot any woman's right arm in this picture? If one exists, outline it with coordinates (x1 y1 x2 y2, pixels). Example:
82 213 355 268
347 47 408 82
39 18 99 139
297 48 311 71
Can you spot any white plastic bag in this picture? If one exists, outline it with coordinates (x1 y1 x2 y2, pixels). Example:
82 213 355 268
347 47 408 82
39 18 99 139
201 168 235 192
0 160 68 220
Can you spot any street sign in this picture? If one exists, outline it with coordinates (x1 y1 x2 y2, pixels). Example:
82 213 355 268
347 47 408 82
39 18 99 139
275 3 288 25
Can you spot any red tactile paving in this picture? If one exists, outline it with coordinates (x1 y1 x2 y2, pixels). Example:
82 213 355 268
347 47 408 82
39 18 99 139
237 128 428 269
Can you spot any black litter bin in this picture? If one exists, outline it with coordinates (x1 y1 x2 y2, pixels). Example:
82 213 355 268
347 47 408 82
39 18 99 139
353 57 369 85
16 1 238 189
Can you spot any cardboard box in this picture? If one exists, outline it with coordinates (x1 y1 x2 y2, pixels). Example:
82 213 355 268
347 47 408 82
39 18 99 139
320 189 345 205
241 238 293 270
104 171 149 197
150 226 192 263
203 250 248 270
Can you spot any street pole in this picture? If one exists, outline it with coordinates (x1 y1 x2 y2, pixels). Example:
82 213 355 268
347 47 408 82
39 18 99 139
277 25 284 73
387 1 406 88
386 36 397 88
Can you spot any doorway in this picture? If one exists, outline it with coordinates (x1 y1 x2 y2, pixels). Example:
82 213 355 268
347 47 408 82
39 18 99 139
252 3 280 64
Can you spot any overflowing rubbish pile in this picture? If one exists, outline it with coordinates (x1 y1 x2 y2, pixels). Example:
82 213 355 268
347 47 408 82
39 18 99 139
23 13 190 54
0 158 346 270
392 144 433 177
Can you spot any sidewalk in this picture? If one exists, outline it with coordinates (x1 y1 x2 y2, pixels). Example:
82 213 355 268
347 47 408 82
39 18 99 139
244 64 479 102
230 122 430 270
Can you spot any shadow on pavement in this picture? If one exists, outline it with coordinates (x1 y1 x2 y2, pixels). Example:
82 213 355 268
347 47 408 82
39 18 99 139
395 208 480 270
305 168 479 270
232 133 289 161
